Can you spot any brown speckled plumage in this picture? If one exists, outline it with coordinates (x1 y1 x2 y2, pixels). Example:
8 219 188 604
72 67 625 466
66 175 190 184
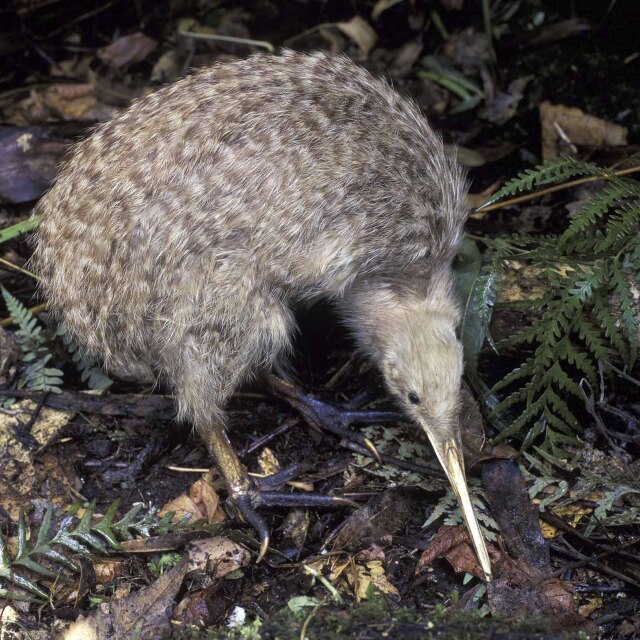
33 50 490 576
34 49 466 425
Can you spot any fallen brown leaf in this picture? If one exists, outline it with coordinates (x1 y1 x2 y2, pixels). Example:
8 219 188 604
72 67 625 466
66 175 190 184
97 32 158 69
336 16 377 60
44 84 98 120
415 525 490 578
160 476 225 524
540 101 627 160
186 537 250 586
63 557 188 640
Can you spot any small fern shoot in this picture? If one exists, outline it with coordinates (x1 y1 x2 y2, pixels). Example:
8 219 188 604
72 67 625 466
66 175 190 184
57 324 113 391
1 287 63 394
0 500 197 602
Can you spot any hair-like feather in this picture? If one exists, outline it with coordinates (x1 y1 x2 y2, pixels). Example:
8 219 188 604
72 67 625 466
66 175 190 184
32 49 468 426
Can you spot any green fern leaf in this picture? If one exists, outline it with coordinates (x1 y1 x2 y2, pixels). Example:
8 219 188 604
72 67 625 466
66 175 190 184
601 200 640 252
592 297 631 364
479 157 601 209
578 321 611 362
558 183 628 251
58 324 113 391
609 262 640 366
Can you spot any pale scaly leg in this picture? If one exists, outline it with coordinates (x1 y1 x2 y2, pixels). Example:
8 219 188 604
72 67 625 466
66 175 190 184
165 286 356 561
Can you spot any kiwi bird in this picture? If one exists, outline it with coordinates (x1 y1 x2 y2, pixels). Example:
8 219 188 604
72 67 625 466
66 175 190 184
33 50 491 579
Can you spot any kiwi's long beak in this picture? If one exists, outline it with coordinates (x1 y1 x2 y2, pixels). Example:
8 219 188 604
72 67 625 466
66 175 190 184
427 432 492 581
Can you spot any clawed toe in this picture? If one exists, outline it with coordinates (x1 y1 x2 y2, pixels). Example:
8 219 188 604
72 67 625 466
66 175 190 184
256 490 359 510
266 375 401 463
231 479 358 562
233 493 270 562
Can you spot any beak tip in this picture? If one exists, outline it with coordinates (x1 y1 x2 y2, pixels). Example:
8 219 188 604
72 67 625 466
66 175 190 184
432 436 493 584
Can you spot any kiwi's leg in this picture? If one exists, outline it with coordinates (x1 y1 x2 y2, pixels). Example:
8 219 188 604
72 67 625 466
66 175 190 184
202 422 357 562
161 275 362 561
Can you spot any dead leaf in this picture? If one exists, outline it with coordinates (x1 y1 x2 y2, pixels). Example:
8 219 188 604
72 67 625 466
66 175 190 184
173 580 228 628
578 596 603 617
337 16 377 60
540 101 627 160
160 476 225 524
388 41 423 79
372 0 404 21
442 540 482 576
160 495 202 521
328 558 399 601
415 525 493 579
480 76 531 124
351 561 400 600
97 32 158 69
189 475 226 523
355 544 386 563
443 27 492 71
63 557 188 640
488 569 580 628
186 537 250 587
448 145 486 167
94 560 122 584
43 84 99 120
258 447 281 476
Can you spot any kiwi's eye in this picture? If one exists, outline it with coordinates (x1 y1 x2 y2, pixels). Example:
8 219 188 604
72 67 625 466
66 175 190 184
408 392 421 405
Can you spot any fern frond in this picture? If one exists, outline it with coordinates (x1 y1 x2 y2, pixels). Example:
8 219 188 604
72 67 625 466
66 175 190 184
600 200 640 252
2 287 63 394
20 360 64 394
1 287 44 348
482 158 640 451
0 500 201 603
592 297 630 364
57 324 113 391
423 489 457 528
558 183 628 251
481 157 602 208
609 260 640 365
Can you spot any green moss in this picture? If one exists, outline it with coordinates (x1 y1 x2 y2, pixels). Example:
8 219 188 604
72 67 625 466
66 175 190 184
171 598 588 640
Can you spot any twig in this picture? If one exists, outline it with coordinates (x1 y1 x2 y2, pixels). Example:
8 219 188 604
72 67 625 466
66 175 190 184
177 29 274 53
545 538 640 588
0 257 40 281
474 165 640 214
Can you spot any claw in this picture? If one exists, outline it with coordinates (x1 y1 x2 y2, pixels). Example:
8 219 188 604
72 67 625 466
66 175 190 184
234 494 271 562
256 534 270 563
363 437 382 463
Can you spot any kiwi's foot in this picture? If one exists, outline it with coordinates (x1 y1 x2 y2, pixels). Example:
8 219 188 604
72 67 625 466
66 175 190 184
232 476 358 562
267 375 402 463
266 375 449 479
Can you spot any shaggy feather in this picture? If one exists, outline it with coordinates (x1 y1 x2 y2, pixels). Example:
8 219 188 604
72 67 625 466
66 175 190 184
32 50 468 430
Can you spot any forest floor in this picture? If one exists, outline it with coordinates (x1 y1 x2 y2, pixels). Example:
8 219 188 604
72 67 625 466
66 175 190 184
0 1 638 638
